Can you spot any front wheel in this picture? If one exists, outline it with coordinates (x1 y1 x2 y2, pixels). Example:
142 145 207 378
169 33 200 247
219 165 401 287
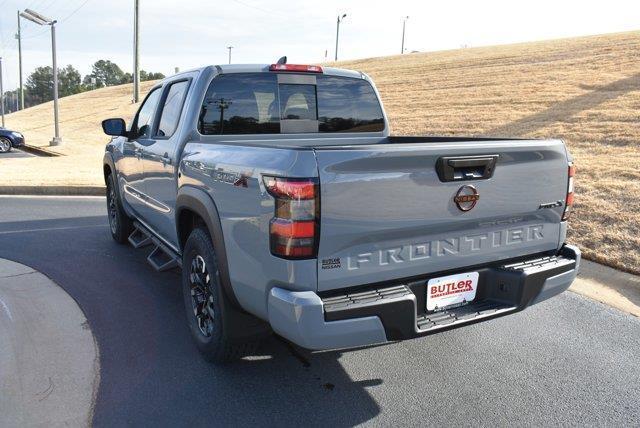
182 227 263 363
106 173 133 244
0 137 12 153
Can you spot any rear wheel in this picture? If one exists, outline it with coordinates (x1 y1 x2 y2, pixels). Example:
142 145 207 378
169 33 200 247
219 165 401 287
0 137 12 153
182 227 263 363
106 173 133 244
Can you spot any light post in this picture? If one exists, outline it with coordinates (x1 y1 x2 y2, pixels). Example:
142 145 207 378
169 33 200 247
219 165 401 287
20 8 62 146
335 13 347 61
133 0 140 103
16 11 24 110
227 46 233 64
401 16 409 54
0 57 4 128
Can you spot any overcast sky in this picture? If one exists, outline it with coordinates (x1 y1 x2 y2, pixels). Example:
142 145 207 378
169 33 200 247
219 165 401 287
0 0 638 90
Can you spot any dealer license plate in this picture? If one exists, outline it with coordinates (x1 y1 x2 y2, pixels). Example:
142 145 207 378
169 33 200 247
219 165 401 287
426 271 479 312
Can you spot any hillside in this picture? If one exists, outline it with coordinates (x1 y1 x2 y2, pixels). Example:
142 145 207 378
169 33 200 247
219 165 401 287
2 31 639 273
1 80 158 187
336 31 640 274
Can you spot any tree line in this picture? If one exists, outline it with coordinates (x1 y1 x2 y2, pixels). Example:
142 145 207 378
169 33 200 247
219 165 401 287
1 60 165 113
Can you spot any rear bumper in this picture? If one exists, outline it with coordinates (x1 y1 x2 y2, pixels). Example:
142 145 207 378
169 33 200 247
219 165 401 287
268 245 580 351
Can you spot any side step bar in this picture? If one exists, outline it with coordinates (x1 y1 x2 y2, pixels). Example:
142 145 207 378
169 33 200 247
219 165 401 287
128 227 152 248
128 222 181 272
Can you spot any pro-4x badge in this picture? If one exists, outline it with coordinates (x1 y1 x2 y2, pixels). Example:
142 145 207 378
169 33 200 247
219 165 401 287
454 185 479 212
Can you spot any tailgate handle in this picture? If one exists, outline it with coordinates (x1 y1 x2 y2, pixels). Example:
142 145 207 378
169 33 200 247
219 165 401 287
436 155 499 182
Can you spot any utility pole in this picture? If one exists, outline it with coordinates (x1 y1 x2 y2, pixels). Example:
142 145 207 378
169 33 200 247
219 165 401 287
227 46 233 64
133 0 140 103
17 11 24 110
20 9 62 145
401 16 409 54
0 57 5 128
334 13 347 61
50 21 60 144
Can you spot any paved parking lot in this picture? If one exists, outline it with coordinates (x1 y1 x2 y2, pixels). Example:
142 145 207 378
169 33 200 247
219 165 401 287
0 149 35 159
0 196 638 426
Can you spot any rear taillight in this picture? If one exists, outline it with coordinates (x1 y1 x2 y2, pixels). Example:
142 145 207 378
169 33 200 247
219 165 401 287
562 163 575 221
269 64 323 73
264 176 319 259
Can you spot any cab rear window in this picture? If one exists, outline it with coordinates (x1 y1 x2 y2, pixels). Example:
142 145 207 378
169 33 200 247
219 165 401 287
198 73 384 135
317 75 385 132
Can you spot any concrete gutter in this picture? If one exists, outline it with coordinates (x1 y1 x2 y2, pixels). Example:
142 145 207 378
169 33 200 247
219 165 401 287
0 186 105 196
0 259 99 427
570 260 640 317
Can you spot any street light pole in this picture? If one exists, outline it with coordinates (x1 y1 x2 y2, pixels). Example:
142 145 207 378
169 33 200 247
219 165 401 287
17 11 24 110
227 46 233 64
0 57 5 128
401 16 409 54
20 8 62 145
133 0 140 103
50 21 60 144
334 13 347 61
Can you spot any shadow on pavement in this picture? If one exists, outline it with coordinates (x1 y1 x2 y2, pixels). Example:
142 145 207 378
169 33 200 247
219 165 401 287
0 215 381 426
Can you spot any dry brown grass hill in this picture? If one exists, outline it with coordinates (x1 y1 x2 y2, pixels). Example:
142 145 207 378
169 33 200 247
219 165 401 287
2 31 638 273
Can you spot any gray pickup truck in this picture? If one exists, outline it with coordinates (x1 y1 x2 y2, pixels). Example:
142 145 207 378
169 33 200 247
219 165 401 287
102 61 580 363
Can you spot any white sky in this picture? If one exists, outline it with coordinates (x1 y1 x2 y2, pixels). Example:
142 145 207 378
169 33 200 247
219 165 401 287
0 0 638 90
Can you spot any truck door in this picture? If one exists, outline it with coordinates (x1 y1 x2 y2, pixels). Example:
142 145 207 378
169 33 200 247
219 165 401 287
120 87 161 218
140 79 191 247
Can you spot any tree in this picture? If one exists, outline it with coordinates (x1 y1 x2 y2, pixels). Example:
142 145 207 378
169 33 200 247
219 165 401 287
119 72 133 84
25 65 84 105
139 70 165 82
144 71 165 81
25 66 54 104
58 65 82 97
83 60 125 88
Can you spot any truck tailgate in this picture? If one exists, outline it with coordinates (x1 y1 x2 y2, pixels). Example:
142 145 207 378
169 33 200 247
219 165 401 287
315 139 569 291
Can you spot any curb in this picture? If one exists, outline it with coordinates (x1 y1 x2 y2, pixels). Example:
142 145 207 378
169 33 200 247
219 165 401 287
0 185 105 196
0 258 98 426
571 259 640 317
19 144 63 157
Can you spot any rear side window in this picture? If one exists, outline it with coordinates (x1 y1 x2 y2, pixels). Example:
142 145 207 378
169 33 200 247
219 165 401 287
198 73 384 135
157 80 190 138
199 74 279 134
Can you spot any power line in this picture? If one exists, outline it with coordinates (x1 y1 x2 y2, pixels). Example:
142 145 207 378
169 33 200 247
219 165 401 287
59 0 92 23
230 0 287 17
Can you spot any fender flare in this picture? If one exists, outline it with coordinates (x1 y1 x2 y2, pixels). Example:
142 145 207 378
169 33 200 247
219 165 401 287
176 186 240 308
103 153 117 184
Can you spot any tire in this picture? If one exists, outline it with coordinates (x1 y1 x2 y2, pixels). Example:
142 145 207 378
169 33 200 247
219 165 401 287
0 137 12 153
182 227 262 363
106 172 133 244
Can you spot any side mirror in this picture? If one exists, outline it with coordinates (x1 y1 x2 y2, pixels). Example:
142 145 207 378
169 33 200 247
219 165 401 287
102 118 127 137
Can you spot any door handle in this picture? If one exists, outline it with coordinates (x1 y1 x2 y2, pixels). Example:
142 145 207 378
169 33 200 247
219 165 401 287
161 152 172 166
436 155 499 182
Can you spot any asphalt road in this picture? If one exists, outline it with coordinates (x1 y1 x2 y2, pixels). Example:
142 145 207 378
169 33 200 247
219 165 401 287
0 196 638 427
0 149 35 159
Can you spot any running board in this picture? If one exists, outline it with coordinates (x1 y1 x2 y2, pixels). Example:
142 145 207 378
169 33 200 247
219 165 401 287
130 221 182 272
147 245 180 272
128 227 152 248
